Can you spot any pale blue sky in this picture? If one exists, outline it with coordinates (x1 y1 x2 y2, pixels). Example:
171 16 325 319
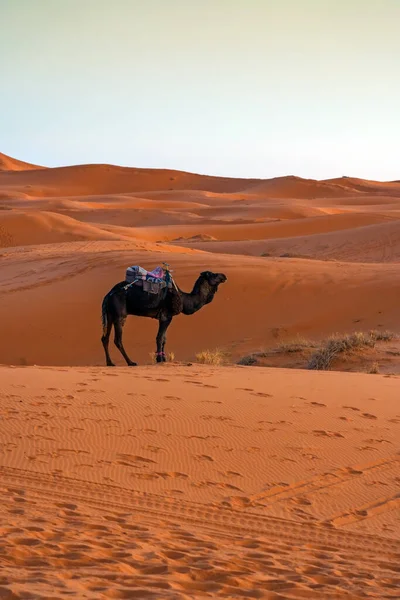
1 0 400 179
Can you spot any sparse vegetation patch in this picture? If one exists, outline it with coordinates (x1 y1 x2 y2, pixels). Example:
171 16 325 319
196 348 229 366
308 331 396 370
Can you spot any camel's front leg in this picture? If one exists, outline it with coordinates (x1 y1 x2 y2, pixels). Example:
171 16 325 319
156 316 172 363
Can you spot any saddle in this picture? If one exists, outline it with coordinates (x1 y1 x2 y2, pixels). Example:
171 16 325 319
125 264 172 294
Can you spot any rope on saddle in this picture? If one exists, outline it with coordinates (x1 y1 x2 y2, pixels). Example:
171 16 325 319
123 279 138 291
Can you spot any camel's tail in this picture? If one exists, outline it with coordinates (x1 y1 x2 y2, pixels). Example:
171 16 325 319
101 295 109 337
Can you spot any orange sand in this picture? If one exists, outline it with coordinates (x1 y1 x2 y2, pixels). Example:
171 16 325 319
1 365 399 599
1 152 400 598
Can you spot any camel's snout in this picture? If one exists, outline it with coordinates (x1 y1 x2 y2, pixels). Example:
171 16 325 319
214 273 227 285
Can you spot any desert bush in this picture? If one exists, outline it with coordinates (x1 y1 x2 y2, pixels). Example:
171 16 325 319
308 331 388 370
275 337 316 353
369 329 396 342
367 362 380 374
238 337 315 365
238 330 397 371
237 354 258 366
195 348 228 366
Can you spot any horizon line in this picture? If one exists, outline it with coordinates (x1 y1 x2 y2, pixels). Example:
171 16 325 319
1 151 399 185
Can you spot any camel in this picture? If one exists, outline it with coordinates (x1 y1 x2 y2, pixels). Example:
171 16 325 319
101 270 227 366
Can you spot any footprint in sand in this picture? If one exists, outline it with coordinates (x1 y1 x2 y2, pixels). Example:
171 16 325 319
313 430 345 438
145 445 165 453
194 454 214 462
155 472 189 479
55 502 78 511
342 467 363 475
116 453 156 465
200 400 222 404
362 413 377 420
292 496 312 506
130 473 159 480
185 435 220 440
220 470 243 478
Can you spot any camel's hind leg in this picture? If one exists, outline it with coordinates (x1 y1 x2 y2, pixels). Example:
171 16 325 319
101 318 115 366
114 318 137 366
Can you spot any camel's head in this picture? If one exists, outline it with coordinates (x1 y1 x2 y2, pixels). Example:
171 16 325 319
200 271 227 289
183 271 228 313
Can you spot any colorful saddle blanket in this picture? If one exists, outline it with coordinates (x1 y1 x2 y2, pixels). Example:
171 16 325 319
126 265 165 283
125 265 170 294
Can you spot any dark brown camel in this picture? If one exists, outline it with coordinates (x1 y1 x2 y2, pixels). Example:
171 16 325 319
101 271 227 366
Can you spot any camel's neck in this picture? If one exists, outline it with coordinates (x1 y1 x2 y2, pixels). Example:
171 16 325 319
179 281 215 315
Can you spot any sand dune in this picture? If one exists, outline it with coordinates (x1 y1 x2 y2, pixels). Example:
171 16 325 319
180 217 400 262
241 175 359 198
1 241 400 367
325 176 400 195
0 159 261 198
0 151 44 172
0 209 130 247
3 151 399 200
1 153 400 599
133 213 396 243
0 364 399 599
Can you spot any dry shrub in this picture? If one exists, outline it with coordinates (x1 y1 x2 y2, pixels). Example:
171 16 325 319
275 337 316 353
237 354 258 366
237 330 397 371
368 362 380 374
308 330 395 371
369 330 396 342
196 348 228 366
238 337 315 365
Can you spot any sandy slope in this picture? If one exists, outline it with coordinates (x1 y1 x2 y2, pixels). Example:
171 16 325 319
179 218 400 262
1 241 400 367
0 152 44 172
0 210 131 247
0 364 399 599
